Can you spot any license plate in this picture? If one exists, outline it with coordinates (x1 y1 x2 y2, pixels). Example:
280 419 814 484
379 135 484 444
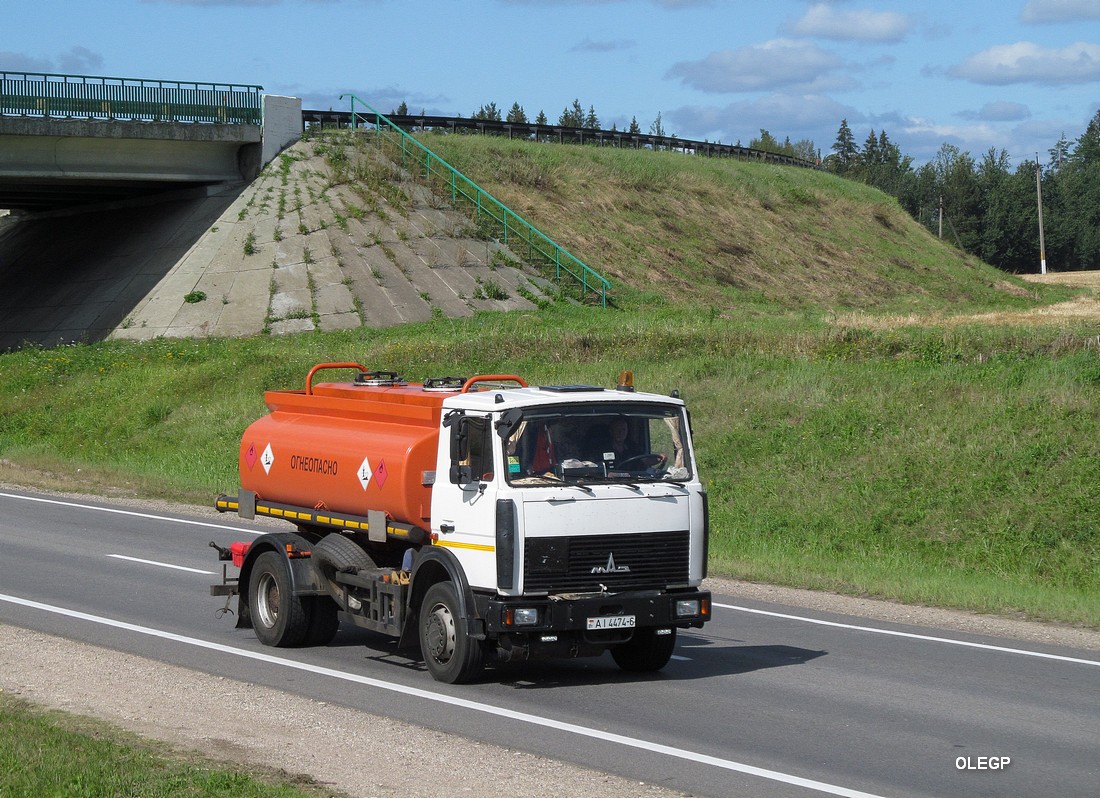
587 614 636 630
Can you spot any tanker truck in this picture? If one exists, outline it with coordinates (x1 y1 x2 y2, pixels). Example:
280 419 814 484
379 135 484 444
210 364 711 683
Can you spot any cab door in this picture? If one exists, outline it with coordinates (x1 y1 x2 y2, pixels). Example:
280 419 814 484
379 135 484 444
432 413 500 589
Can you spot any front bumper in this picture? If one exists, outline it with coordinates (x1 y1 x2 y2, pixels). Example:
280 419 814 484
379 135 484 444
476 588 711 635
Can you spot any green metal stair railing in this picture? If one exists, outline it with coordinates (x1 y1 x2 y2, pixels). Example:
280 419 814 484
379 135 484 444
338 94 610 307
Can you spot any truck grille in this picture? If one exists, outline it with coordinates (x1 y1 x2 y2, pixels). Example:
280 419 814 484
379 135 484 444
523 530 689 593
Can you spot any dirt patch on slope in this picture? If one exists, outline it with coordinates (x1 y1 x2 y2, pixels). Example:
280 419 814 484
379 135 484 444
833 270 1100 329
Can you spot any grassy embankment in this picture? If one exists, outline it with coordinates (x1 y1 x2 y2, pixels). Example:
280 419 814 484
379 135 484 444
1 132 1097 628
0 694 335 798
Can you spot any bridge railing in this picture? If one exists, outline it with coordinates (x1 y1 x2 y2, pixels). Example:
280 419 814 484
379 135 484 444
339 95 610 307
0 72 263 124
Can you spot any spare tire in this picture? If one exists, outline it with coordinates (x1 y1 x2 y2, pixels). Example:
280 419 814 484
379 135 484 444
313 533 375 574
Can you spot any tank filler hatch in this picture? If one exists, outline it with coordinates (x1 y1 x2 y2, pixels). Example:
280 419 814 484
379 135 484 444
422 376 468 392
354 370 408 387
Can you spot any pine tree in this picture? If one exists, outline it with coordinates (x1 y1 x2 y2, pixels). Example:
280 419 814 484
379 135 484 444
506 102 528 124
862 129 879 164
473 102 501 121
831 119 857 173
628 116 641 135
750 129 780 154
584 104 600 129
559 99 584 127
1072 109 1100 166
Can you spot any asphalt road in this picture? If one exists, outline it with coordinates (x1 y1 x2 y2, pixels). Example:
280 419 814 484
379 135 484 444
0 488 1097 798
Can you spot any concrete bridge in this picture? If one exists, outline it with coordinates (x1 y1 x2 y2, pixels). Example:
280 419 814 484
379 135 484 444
0 72 301 212
0 73 560 353
0 72 303 349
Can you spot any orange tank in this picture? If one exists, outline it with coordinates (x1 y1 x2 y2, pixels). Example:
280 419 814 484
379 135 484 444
238 365 454 526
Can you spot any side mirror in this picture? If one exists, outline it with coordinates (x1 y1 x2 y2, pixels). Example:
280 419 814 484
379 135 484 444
449 416 472 484
449 416 469 462
449 415 494 485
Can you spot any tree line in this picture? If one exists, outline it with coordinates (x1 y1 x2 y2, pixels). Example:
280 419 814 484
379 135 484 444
826 113 1100 273
392 99 665 138
390 98 1098 273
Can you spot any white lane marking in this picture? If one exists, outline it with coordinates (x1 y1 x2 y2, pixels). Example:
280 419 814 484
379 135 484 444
4 491 1090 670
715 603 1100 668
670 654 691 661
0 593 887 798
0 491 263 536
106 554 215 575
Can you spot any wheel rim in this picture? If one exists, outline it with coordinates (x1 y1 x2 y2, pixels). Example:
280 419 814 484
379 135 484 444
255 571 280 629
424 601 456 664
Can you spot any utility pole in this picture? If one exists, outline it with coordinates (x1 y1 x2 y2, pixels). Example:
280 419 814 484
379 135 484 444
1035 155 1047 274
938 195 944 239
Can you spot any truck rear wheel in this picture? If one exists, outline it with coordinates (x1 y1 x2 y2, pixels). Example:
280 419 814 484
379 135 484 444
249 551 311 647
419 581 484 684
611 627 677 672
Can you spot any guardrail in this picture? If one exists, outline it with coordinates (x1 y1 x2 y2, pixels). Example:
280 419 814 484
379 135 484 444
1 71 263 124
303 109 820 170
339 95 610 307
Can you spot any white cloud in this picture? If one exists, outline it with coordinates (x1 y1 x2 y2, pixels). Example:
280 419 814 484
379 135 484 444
667 39 849 93
0 47 104 75
498 0 710 5
788 3 913 43
0 51 53 73
670 94 859 146
142 0 280 5
975 101 1032 122
57 46 105 74
1021 0 1100 23
948 41 1100 85
570 37 635 53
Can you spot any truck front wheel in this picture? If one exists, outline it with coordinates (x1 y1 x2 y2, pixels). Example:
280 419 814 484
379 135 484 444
249 551 311 647
611 627 677 672
419 581 484 684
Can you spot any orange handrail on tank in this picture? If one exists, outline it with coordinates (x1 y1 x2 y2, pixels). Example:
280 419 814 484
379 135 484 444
459 375 528 393
305 362 367 394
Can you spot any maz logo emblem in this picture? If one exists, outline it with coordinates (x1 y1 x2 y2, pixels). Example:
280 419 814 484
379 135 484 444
591 553 631 574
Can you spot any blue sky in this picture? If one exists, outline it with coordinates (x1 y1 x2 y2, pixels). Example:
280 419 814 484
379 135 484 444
4 0 1099 167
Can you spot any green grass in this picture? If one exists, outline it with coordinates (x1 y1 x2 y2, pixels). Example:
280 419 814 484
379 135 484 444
415 133 1075 316
0 694 338 798
1 130 1097 628
1 307 1097 626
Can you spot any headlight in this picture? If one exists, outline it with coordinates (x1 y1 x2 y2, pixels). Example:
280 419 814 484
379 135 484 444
505 607 540 626
675 599 700 618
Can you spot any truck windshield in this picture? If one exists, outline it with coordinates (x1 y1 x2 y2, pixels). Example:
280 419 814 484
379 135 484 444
502 402 693 487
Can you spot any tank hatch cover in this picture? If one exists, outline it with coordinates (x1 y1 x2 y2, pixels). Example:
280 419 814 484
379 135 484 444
423 376 467 392
354 370 407 387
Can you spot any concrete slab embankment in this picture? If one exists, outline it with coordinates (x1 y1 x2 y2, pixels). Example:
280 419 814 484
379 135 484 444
111 137 552 342
0 135 558 351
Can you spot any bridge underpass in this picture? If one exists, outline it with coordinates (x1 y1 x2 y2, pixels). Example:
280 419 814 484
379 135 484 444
0 72 301 350
0 116 262 213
